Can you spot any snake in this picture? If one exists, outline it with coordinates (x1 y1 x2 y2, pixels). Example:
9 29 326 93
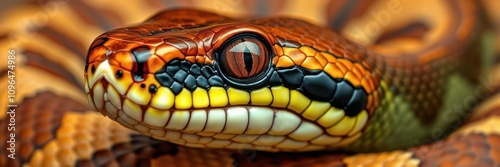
2 0 500 166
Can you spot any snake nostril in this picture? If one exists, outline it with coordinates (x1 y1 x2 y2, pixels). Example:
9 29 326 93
91 65 96 74
140 83 146 88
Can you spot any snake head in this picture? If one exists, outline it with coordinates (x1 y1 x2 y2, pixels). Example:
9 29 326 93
85 9 378 152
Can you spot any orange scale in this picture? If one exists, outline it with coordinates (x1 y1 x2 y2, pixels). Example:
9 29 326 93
185 56 196 63
195 56 206 64
272 55 279 65
300 38 317 47
108 58 120 67
299 46 317 57
276 56 295 68
284 48 307 65
324 63 344 79
360 79 373 94
314 42 329 51
146 74 161 86
360 61 373 71
366 95 374 111
321 52 337 63
274 45 284 56
110 51 135 71
372 91 380 109
146 55 166 74
204 58 213 65
197 47 206 58
355 64 370 75
301 57 323 70
344 71 361 86
367 77 377 92
335 62 348 74
337 59 354 71
350 66 365 80
88 46 109 63
329 47 344 57
371 77 381 89
155 44 185 63
314 53 329 67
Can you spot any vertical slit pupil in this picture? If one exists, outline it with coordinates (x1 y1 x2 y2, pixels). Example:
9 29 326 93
243 46 253 74
219 35 269 79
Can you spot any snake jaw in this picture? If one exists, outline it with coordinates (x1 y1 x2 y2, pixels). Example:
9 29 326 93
85 62 371 152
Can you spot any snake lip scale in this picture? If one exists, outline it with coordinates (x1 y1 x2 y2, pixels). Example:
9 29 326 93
85 56 369 152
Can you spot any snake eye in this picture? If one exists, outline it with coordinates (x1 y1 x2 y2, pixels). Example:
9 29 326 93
219 35 269 79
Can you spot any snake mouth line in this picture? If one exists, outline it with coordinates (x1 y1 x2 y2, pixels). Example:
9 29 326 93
86 70 368 152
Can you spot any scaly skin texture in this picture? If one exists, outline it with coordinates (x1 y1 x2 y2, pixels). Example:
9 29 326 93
1 0 500 166
84 4 476 152
85 9 384 152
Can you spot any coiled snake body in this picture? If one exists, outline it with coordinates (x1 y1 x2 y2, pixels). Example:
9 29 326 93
2 0 500 166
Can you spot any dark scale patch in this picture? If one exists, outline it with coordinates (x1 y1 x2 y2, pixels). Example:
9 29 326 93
208 76 224 87
166 65 180 76
330 80 354 109
131 46 151 82
344 89 368 117
184 75 197 91
274 66 368 117
173 70 188 82
155 59 219 94
179 60 191 71
201 66 215 78
301 71 336 101
190 64 201 75
155 73 174 87
268 71 282 86
170 82 183 94
276 66 303 89
196 76 209 89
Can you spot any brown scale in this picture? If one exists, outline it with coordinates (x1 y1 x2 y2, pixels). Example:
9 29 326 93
411 133 500 166
233 151 347 167
76 134 177 167
0 92 88 166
